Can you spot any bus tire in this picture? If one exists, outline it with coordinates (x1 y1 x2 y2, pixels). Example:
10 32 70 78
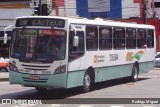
0 67 8 72
131 65 139 82
35 87 47 92
83 71 92 92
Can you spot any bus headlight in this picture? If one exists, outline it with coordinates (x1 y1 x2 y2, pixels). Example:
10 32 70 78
54 65 66 74
9 62 19 72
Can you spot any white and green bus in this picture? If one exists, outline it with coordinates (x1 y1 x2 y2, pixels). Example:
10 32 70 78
6 16 155 92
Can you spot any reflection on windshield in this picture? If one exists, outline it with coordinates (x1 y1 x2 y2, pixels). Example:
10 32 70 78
11 29 66 63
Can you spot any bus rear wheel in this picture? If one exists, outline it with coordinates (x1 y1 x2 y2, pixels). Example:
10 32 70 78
83 72 91 92
131 65 139 82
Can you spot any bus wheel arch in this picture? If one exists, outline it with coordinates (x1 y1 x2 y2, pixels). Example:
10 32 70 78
131 62 139 82
83 67 95 92
0 67 8 72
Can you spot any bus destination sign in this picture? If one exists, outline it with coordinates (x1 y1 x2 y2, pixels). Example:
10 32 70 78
16 18 65 28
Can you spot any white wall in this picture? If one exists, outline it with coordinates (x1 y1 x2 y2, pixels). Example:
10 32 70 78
58 0 77 17
88 0 110 12
0 9 32 31
0 9 32 19
122 0 140 18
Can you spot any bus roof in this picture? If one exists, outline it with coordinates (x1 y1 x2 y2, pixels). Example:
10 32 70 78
16 16 155 29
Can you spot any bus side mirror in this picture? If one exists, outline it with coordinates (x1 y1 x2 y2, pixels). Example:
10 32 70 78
4 25 13 44
73 36 79 47
4 33 8 44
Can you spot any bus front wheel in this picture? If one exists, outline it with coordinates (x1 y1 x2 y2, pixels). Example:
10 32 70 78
131 65 139 82
83 72 91 92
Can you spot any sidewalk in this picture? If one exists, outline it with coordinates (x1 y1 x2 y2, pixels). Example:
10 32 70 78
0 72 9 81
154 67 160 70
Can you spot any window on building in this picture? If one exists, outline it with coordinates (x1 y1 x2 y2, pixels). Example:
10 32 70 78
113 28 125 49
126 28 136 49
137 29 146 48
147 29 154 48
99 27 112 50
86 26 98 51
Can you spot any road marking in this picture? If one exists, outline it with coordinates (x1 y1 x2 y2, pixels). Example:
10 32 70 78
28 104 36 106
47 104 61 107
139 75 160 78
51 104 60 106
11 106 19 107
11 104 36 107
110 106 124 107
142 106 156 107
78 105 93 107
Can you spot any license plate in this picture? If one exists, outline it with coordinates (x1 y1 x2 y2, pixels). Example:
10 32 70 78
30 75 40 80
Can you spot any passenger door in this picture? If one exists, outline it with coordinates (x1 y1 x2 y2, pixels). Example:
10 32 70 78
67 24 85 88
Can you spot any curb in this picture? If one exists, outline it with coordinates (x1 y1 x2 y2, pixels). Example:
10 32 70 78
0 72 9 81
154 68 160 70
0 78 9 81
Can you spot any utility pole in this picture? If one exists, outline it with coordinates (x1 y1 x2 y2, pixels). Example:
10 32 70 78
39 0 42 15
142 0 147 24
151 0 156 18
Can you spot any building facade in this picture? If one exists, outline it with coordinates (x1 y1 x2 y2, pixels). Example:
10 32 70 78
0 0 160 33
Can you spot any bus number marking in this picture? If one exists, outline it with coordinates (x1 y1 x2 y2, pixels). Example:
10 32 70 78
42 71 51 74
110 54 118 61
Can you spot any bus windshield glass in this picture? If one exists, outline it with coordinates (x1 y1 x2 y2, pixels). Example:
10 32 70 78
11 29 66 63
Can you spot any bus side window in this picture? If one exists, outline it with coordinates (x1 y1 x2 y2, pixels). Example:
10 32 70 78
99 27 112 50
113 28 125 49
69 31 84 62
137 29 146 48
126 28 136 49
147 29 154 48
86 26 98 51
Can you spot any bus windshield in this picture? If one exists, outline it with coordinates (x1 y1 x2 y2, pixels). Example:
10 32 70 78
11 29 66 63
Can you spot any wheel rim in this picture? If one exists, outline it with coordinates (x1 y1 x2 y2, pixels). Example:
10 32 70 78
84 73 91 91
133 67 138 80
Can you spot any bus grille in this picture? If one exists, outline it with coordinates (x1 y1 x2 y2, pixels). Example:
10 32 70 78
21 64 50 71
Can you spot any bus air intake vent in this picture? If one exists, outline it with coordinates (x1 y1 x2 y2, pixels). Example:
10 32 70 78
21 64 50 71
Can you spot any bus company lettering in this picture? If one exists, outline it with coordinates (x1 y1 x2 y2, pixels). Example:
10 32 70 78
110 54 118 61
94 55 105 63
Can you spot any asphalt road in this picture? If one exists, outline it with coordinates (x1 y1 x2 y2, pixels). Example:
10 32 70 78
0 68 160 107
